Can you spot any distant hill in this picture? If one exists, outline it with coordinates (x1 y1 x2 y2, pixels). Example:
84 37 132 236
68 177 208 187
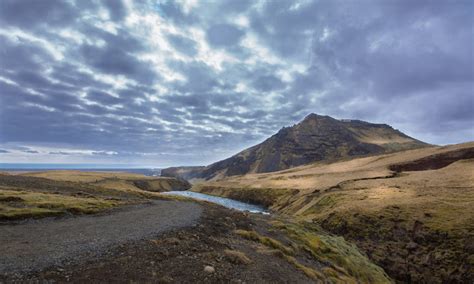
161 113 428 180
160 166 206 180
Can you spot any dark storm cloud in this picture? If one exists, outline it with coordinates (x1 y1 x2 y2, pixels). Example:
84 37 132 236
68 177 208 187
87 90 122 105
81 44 156 84
0 0 76 29
10 70 55 89
252 75 285 92
102 0 127 22
214 0 253 14
50 65 103 88
248 1 317 59
167 34 198 56
0 81 36 106
206 24 245 47
240 0 473 139
81 26 145 52
168 60 220 93
92 151 118 156
49 151 72 155
151 1 200 27
0 35 53 71
0 0 472 165
0 149 9 154
302 1 474 99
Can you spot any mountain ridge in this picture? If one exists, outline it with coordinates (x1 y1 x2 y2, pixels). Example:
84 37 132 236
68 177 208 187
161 113 429 180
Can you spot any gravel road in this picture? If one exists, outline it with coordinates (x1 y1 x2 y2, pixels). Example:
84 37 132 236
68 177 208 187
0 200 202 274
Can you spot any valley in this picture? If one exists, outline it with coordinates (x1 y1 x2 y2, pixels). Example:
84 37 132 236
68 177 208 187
1 0 471 282
0 170 391 283
1 116 472 283
192 142 474 282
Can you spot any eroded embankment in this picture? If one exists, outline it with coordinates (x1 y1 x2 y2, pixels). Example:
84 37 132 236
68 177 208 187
192 146 474 283
195 185 294 208
389 147 474 172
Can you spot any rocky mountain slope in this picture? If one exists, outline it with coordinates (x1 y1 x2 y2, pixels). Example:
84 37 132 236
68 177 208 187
162 113 428 180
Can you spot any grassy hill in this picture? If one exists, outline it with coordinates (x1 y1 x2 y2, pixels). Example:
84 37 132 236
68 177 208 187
0 171 190 220
193 142 474 282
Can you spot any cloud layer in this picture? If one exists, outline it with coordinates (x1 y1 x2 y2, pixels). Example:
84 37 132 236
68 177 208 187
0 0 473 166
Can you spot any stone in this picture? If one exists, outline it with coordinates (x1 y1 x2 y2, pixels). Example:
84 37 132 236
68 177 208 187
407 241 418 250
204 265 215 273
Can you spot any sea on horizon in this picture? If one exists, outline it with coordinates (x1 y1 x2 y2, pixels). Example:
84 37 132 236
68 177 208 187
0 163 161 176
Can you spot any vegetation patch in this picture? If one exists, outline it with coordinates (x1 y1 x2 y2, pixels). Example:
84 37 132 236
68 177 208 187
282 254 325 281
235 229 294 255
235 224 391 283
304 193 345 216
223 249 252 265
235 229 326 281
0 189 121 220
315 204 474 283
194 185 294 208
271 219 391 283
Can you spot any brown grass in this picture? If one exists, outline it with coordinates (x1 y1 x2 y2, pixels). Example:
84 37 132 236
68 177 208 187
21 170 151 183
196 142 474 282
194 142 474 231
0 188 121 220
223 249 252 265
234 226 390 283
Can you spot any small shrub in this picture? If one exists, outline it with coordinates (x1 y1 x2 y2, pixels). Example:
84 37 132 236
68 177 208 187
224 249 252 265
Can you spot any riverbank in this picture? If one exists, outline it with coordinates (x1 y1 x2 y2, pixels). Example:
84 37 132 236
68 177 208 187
0 171 391 283
192 142 474 282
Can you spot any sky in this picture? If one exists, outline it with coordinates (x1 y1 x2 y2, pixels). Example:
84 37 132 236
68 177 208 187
0 0 473 167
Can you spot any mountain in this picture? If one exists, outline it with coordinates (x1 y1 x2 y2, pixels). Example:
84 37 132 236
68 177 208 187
161 113 428 180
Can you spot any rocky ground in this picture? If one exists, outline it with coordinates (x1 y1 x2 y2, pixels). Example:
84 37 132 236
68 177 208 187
0 198 391 283
0 169 395 283
0 205 317 283
0 200 202 275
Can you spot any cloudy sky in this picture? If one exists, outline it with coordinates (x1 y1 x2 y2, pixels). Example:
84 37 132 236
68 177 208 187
0 0 473 167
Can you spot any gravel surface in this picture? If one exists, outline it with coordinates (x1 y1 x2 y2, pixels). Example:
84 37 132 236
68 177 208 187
0 200 202 274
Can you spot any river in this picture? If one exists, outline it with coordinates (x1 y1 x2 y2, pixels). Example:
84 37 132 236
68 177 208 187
161 191 269 214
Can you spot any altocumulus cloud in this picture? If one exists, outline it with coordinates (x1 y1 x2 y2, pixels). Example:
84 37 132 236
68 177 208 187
0 0 473 166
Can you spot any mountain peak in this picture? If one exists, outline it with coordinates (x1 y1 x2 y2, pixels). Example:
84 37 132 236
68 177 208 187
162 114 428 181
302 113 330 121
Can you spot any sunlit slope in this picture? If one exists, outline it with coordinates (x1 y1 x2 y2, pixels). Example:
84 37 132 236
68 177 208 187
194 142 473 204
0 171 191 220
22 170 191 192
193 142 474 282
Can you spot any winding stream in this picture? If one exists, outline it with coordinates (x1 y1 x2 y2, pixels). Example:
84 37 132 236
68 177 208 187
161 191 269 214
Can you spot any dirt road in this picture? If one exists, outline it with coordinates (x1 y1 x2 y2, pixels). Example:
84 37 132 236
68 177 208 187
0 200 202 274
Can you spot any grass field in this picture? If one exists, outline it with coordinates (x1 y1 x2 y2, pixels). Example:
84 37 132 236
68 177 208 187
193 142 474 282
0 171 191 221
0 188 122 220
